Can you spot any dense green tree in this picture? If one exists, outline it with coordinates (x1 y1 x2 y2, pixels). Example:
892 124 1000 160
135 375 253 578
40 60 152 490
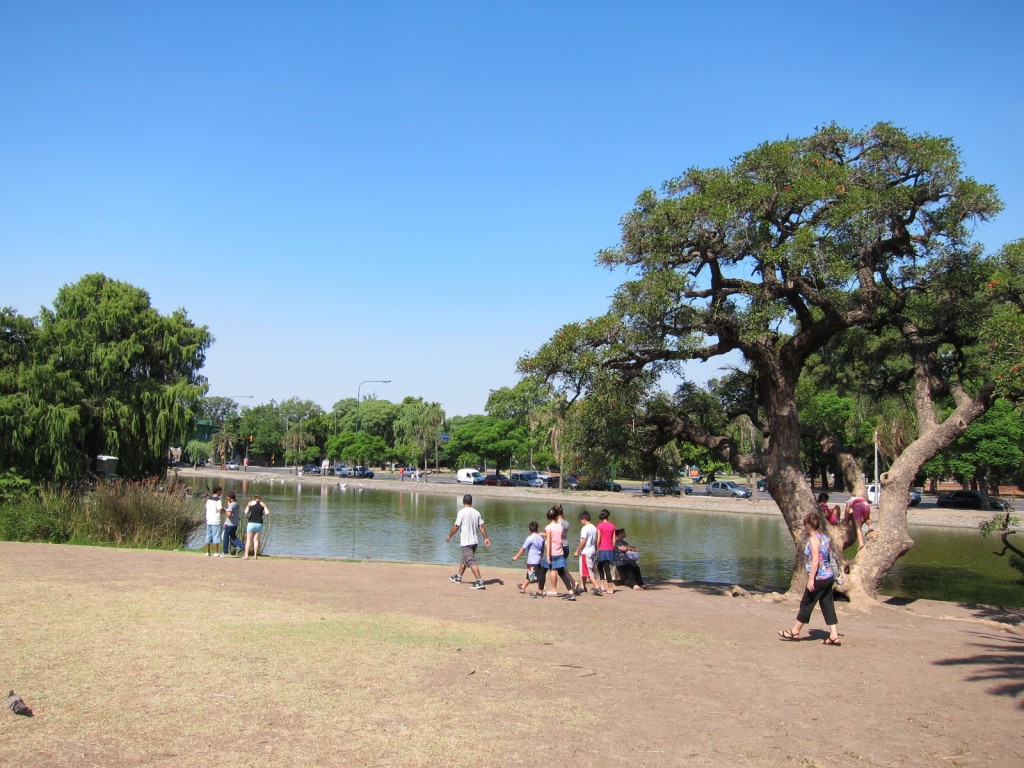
940 399 1024 491
394 398 445 474
523 124 1017 601
486 376 557 469
354 398 400 445
0 275 212 482
445 415 526 473
236 402 284 460
326 430 389 466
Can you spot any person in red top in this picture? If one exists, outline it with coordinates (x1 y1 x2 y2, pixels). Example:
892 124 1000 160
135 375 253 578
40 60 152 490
594 509 617 595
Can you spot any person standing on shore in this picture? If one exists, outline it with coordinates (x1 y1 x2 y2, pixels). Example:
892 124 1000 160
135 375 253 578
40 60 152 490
446 494 490 590
779 512 841 646
594 509 617 595
204 487 223 557
243 494 269 560
221 492 245 556
542 507 575 599
572 510 598 595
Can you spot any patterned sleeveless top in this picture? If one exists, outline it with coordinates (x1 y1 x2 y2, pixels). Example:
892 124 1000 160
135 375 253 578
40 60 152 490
804 532 835 580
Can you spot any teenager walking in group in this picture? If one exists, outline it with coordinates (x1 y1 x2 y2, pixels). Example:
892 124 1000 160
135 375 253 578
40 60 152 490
594 509 617 595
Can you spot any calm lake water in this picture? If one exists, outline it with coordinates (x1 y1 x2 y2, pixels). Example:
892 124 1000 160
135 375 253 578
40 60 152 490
193 477 1024 607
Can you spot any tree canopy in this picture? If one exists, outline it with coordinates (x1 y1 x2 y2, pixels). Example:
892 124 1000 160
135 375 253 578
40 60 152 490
522 123 1021 600
0 274 212 482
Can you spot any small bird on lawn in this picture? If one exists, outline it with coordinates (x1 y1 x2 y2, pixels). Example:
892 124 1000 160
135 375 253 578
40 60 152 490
6 691 32 717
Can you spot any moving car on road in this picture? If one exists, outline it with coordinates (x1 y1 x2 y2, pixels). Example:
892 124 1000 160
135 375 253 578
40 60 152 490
706 480 752 499
457 468 486 485
510 471 545 488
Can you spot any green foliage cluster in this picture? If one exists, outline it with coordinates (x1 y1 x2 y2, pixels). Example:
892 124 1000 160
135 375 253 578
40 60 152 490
1 274 212 483
980 513 1024 581
0 479 202 548
0 485 72 542
78 480 202 547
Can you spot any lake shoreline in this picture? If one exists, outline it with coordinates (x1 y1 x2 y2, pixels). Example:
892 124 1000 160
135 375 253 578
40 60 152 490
174 466 997 530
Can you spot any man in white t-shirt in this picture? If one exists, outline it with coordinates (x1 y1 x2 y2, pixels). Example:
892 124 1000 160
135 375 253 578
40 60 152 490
204 487 223 557
445 494 491 590
573 510 599 594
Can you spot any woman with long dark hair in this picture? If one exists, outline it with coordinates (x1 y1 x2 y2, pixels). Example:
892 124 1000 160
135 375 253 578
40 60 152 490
779 512 841 645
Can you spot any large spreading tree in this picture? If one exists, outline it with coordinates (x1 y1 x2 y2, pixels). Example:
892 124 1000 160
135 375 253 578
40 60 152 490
0 274 212 482
522 123 1022 602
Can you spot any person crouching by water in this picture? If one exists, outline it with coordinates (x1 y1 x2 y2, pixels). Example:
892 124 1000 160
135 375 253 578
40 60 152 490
779 512 841 646
613 528 646 590
243 494 269 560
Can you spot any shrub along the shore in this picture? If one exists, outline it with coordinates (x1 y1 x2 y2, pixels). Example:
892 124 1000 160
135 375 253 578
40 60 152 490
0 473 202 549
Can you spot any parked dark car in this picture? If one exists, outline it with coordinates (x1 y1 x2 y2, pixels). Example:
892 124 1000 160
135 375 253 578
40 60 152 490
483 473 514 486
579 478 622 492
301 464 322 475
936 490 1010 511
642 480 684 496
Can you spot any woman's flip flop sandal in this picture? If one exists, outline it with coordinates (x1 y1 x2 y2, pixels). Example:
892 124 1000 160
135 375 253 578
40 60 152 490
822 637 842 646
778 630 799 641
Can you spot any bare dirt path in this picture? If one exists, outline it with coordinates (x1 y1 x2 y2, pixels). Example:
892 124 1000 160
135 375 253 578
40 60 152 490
1 543 1021 767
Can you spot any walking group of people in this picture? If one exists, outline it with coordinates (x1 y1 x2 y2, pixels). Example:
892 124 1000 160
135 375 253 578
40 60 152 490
446 495 646 601
203 486 269 560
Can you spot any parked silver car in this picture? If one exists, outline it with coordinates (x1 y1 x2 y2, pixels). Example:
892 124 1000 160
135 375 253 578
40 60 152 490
706 480 752 499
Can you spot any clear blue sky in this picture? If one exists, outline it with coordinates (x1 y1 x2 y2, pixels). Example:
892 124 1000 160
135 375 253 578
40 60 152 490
2 1 1022 416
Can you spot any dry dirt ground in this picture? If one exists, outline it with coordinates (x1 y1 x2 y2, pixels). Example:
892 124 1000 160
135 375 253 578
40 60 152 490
1 542 1021 768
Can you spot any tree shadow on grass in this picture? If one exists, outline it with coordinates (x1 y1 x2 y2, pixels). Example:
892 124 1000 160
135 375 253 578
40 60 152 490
933 630 1024 708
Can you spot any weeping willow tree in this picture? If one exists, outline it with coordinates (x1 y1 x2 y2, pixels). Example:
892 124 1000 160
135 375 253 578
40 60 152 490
0 274 212 482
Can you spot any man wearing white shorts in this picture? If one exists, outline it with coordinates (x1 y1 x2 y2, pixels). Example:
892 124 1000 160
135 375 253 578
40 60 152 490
445 494 491 590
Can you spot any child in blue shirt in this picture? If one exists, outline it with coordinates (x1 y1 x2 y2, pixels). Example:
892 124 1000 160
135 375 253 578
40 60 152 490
512 521 545 594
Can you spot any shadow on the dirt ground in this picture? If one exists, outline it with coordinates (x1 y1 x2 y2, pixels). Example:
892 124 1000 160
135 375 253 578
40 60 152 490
933 630 1024 708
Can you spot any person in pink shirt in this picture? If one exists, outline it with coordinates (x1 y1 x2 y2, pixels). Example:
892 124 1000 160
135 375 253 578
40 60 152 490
845 495 873 547
542 507 575 600
594 509 617 595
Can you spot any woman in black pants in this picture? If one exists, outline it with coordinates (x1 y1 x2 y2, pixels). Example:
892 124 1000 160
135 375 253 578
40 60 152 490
779 512 841 645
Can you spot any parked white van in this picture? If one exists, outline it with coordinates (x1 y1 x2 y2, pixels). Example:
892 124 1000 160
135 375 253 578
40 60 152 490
457 468 485 485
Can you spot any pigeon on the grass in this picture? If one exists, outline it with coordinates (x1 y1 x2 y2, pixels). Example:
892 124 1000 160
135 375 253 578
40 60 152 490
6 691 33 717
